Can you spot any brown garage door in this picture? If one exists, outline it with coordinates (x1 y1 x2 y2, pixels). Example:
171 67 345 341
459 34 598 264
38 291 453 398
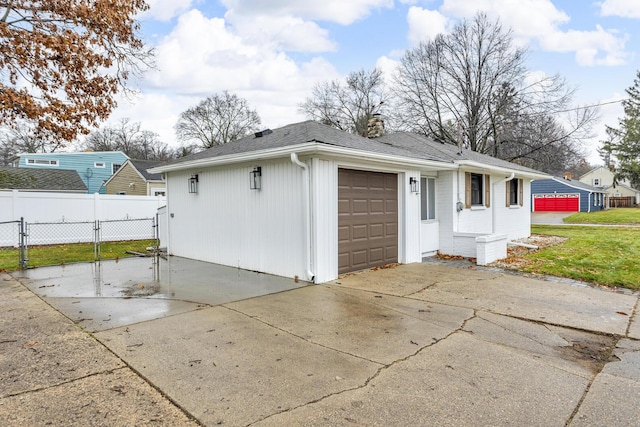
338 169 398 274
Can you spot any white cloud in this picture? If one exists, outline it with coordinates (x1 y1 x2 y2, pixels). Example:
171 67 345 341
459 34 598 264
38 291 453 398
406 7 449 45
144 0 194 21
439 0 628 66
225 13 336 52
599 0 640 18
109 9 340 146
220 0 394 25
540 25 628 66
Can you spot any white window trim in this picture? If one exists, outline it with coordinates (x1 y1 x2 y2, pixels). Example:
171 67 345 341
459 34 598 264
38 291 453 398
26 158 58 167
94 162 106 168
112 163 122 174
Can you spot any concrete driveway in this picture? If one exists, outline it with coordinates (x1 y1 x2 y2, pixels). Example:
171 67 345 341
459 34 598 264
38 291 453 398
2 259 640 426
531 211 574 224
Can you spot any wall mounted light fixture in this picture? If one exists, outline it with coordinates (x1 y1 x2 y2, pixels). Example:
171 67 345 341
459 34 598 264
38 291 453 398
250 166 262 190
409 177 419 193
189 174 199 193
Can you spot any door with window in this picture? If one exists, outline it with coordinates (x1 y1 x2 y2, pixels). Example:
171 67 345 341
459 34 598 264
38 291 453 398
420 176 439 254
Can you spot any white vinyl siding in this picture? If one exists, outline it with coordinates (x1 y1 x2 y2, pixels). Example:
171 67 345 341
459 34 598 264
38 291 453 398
166 161 306 279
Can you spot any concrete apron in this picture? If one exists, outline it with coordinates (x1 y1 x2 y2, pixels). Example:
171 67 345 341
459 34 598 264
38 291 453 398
6 261 640 426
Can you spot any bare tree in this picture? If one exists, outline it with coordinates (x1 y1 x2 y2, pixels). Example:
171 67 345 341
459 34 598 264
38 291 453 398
299 68 388 135
175 91 262 148
0 1 153 145
393 12 597 173
82 119 172 161
0 119 60 164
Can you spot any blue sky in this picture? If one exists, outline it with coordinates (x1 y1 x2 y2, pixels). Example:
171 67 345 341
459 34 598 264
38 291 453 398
107 0 640 163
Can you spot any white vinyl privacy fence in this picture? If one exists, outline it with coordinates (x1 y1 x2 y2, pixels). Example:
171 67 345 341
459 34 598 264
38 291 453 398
0 190 166 223
0 191 166 268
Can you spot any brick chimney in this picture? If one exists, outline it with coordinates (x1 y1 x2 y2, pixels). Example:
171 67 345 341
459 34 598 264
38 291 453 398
367 114 385 138
563 172 573 180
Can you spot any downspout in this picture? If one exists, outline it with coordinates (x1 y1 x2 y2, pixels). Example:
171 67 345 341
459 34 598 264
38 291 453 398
492 172 515 234
588 192 592 212
290 153 315 282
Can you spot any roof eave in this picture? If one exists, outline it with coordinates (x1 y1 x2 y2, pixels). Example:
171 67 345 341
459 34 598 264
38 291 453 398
149 143 459 173
455 160 550 180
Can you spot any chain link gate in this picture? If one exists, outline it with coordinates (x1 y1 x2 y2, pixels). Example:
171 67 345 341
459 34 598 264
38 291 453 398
11 217 158 269
0 218 25 270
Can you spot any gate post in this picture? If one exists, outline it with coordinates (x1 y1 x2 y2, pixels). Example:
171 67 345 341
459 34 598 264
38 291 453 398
94 220 100 261
19 217 26 269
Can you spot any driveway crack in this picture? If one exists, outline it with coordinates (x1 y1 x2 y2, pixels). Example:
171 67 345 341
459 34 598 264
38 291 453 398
245 310 478 426
625 295 640 337
565 336 622 426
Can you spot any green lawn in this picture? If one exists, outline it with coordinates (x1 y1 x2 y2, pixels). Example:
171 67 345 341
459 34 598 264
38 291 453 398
524 225 640 289
0 240 156 271
563 208 640 224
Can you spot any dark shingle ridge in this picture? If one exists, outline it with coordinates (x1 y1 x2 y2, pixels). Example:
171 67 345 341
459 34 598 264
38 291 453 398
129 160 164 181
158 121 545 175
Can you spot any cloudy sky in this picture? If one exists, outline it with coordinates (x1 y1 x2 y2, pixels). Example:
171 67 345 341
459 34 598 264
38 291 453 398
108 0 640 163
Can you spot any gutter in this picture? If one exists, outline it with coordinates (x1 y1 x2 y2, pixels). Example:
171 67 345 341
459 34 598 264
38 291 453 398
492 172 515 234
290 152 315 283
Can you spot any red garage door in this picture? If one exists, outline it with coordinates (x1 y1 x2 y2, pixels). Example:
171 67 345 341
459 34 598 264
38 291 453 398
534 194 580 212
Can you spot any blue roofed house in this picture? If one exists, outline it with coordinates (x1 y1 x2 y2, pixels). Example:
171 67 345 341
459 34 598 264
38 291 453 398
11 151 129 194
150 120 550 284
531 177 607 212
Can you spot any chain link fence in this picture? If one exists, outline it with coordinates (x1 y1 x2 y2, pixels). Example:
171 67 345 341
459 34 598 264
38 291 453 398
0 217 158 270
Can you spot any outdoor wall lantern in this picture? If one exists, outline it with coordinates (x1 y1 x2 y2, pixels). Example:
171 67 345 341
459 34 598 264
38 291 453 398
250 166 262 190
189 174 199 194
409 177 419 193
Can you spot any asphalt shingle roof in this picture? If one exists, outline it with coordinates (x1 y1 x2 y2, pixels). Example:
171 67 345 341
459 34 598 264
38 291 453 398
0 166 87 191
129 160 164 181
159 120 545 175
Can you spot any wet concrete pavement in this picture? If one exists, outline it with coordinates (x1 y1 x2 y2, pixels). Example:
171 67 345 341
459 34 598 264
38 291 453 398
2 257 640 426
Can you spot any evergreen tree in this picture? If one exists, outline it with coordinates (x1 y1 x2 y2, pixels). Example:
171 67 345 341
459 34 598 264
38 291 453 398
601 71 640 188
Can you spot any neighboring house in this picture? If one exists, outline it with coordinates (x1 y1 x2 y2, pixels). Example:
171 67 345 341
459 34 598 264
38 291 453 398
150 120 549 284
579 166 640 205
531 178 607 212
11 151 129 194
104 159 166 196
0 166 87 193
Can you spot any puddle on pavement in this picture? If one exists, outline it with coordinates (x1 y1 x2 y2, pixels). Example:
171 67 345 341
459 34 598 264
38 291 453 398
13 256 309 332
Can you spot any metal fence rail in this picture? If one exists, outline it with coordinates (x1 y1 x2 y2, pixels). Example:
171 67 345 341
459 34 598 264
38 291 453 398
0 217 158 269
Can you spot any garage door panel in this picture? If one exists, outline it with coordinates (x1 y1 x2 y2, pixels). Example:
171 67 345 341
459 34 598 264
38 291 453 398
370 199 384 213
338 226 350 242
386 246 398 259
369 174 385 189
352 250 368 267
338 169 398 274
352 225 368 240
338 198 350 214
370 223 384 237
385 223 398 236
369 248 384 263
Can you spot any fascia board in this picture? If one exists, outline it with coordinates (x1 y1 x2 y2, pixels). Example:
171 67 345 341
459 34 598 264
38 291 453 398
456 160 550 180
551 177 600 193
149 143 459 173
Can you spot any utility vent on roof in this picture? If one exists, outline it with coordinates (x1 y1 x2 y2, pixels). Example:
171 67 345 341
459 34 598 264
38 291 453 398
254 129 273 138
